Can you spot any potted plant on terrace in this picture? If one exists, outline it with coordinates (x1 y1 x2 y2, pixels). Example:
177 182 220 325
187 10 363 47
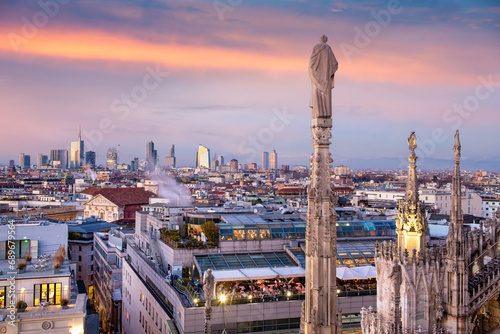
61 298 69 309
53 246 65 274
25 250 32 264
17 260 27 274
16 301 27 312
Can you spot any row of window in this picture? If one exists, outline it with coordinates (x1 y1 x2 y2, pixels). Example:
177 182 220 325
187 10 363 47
0 283 63 308
235 318 300 333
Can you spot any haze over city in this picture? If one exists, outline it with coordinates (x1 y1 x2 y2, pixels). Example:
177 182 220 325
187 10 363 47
1 0 499 170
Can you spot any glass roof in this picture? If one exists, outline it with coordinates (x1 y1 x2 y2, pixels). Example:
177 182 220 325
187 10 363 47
217 216 395 241
195 252 298 272
290 240 381 268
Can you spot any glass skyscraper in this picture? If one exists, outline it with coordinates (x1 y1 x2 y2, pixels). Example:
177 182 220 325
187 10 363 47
196 144 210 168
70 126 84 169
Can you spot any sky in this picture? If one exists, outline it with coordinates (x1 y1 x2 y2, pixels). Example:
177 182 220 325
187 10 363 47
0 0 499 171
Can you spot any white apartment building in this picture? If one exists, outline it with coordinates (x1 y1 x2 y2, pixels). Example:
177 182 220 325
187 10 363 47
481 195 500 218
0 221 90 333
355 187 482 217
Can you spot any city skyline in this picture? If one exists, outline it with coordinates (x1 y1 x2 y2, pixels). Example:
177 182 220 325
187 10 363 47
1 1 499 170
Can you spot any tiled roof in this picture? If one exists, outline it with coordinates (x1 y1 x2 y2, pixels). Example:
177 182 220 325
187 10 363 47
86 187 156 206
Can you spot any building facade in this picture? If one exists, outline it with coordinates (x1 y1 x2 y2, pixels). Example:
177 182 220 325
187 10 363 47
70 127 84 169
106 148 118 170
83 187 155 223
262 151 270 170
94 229 132 333
270 150 278 170
197 144 210 169
85 150 96 167
50 149 68 169
19 153 30 170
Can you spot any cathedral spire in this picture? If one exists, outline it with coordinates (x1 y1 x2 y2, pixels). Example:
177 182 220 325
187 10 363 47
406 131 419 204
443 130 468 332
447 130 465 252
396 131 427 254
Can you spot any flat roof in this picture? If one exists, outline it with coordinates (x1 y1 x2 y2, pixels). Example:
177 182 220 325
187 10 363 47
291 239 380 268
195 251 298 272
68 221 118 233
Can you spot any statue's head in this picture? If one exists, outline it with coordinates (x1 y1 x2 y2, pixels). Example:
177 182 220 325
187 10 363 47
321 35 328 43
207 268 212 274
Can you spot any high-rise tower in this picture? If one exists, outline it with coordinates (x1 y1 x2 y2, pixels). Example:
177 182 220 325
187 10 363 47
197 145 210 169
70 125 84 169
270 150 278 170
263 151 270 170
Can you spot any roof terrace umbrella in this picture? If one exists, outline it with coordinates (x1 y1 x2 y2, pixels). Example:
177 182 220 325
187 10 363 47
353 266 377 279
336 267 360 280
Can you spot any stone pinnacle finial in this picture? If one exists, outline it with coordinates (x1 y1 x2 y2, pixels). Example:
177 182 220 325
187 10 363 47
321 35 328 43
454 130 461 163
408 131 417 157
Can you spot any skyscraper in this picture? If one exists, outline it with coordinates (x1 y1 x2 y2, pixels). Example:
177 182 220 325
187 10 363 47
218 155 224 166
270 149 278 170
50 149 68 169
106 147 118 170
196 144 210 168
164 156 175 169
37 154 48 168
262 151 270 170
131 157 139 171
230 159 239 172
165 144 176 168
85 151 96 167
146 141 157 171
19 153 30 170
168 144 175 158
70 126 84 169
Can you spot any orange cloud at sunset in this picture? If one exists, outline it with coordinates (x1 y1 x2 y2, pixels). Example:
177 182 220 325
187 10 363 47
0 24 489 88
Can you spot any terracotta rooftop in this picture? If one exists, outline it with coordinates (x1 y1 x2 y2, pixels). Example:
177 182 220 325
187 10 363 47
84 187 156 206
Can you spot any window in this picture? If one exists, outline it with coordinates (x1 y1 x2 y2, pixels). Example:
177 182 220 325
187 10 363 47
0 286 6 308
79 246 82 251
79 256 82 261
78 265 82 272
4 240 30 259
34 283 62 305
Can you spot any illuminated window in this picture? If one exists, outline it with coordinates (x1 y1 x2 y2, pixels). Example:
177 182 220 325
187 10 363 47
259 229 270 239
0 286 6 308
246 229 258 240
233 229 245 241
33 283 62 305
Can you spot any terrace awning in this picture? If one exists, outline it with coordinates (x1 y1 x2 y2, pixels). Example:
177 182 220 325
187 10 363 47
336 266 376 280
211 266 305 282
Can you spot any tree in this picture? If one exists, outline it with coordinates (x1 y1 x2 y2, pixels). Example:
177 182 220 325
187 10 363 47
201 221 220 245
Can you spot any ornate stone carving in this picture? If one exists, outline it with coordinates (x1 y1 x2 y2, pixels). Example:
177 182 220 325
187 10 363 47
41 321 53 330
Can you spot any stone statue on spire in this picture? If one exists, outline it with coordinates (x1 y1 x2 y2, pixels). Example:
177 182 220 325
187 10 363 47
309 35 338 119
408 131 417 157
454 130 461 162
